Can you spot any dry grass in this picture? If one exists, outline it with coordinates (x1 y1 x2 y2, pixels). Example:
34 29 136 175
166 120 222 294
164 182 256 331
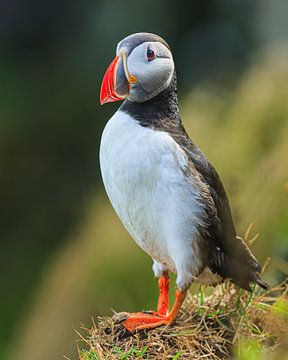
77 278 288 360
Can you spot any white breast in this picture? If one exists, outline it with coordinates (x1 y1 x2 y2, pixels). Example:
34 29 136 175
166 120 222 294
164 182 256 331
99 110 206 288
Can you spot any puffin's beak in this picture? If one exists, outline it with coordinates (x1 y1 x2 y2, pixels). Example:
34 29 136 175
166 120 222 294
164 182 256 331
100 51 137 105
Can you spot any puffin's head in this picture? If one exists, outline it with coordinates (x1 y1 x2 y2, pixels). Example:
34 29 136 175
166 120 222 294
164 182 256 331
100 33 174 105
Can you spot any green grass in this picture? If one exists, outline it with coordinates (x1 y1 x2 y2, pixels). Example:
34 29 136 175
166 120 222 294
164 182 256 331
79 346 181 359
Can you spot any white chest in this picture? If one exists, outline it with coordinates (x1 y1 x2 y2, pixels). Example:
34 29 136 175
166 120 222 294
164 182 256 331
99 111 205 274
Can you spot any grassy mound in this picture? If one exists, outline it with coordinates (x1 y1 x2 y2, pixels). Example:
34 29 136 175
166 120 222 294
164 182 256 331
77 279 288 360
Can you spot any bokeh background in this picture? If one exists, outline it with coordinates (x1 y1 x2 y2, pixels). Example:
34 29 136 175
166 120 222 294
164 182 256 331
1 1 288 359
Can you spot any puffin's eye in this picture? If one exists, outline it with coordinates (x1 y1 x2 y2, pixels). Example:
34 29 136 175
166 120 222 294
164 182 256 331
147 48 156 61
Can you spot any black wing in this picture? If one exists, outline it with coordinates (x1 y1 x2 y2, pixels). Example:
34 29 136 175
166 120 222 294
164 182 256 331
171 127 268 291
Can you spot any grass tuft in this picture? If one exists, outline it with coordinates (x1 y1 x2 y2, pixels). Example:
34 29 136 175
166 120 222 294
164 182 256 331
77 280 288 359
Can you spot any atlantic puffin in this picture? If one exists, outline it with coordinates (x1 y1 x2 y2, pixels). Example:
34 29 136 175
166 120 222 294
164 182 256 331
99 32 268 332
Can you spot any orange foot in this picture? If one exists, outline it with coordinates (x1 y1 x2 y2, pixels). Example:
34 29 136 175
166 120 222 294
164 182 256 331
122 312 168 332
122 289 186 332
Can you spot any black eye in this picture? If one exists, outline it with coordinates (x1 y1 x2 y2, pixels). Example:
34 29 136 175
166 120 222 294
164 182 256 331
147 48 156 61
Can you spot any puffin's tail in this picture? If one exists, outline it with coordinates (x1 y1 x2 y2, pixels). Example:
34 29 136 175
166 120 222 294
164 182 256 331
218 235 270 292
219 255 270 292
253 273 270 290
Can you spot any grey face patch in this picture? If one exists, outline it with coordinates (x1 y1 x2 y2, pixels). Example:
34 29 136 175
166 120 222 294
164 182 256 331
128 42 174 102
116 33 174 103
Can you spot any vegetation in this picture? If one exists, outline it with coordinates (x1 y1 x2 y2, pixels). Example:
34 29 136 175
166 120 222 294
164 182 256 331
77 278 288 359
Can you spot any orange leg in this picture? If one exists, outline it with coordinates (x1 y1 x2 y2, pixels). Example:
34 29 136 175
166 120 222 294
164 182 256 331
157 272 170 316
122 276 187 333
167 290 186 323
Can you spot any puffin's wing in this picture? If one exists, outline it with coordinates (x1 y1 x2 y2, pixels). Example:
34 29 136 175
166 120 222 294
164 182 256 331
171 128 267 290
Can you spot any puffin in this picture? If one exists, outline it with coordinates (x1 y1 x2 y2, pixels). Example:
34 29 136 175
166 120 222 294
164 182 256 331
99 32 268 332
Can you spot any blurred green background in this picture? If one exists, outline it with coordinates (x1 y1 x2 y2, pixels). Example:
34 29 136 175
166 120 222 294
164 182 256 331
0 1 288 359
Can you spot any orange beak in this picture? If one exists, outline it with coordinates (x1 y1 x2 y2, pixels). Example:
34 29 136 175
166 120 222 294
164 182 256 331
100 51 137 105
100 55 123 105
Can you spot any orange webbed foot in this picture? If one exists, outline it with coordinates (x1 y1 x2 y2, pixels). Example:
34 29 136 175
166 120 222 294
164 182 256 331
121 289 187 332
122 312 168 332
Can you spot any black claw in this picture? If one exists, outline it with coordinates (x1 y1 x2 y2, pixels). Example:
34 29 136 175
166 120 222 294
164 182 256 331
141 310 154 314
115 314 129 324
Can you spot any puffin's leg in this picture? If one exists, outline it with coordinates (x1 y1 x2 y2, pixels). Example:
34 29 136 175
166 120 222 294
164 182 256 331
166 289 186 323
157 272 170 316
121 272 169 332
122 289 187 332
